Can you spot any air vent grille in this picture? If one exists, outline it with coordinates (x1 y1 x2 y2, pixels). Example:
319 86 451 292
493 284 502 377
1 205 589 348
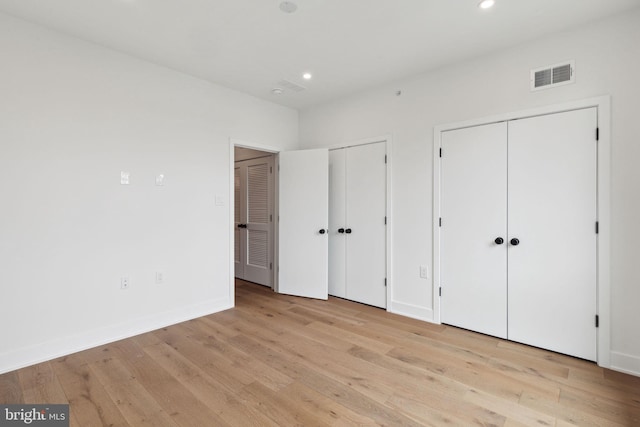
277 79 306 92
531 60 575 91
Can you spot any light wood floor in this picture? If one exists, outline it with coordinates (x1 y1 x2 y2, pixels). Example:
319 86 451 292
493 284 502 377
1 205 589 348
1 280 639 426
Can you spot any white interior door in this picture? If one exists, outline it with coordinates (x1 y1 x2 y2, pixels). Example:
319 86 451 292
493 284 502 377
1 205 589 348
329 149 347 298
345 142 387 308
234 166 245 279
441 122 508 338
278 149 329 300
243 158 273 286
234 157 273 287
508 108 597 361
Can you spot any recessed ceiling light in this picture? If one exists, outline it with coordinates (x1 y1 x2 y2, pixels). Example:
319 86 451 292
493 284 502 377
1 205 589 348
302 72 312 80
279 1 298 13
271 88 284 95
478 0 495 9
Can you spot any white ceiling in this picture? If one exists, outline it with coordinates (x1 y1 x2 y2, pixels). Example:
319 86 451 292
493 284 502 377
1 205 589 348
1 0 639 110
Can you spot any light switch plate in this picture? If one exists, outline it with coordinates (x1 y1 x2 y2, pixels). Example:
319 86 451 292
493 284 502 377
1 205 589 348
420 265 429 279
215 195 225 206
156 174 165 186
120 171 130 185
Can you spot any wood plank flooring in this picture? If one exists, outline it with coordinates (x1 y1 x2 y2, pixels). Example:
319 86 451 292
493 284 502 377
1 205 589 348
1 279 639 426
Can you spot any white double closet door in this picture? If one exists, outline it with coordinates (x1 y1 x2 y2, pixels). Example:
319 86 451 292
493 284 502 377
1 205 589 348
329 142 387 308
235 156 274 287
441 108 598 361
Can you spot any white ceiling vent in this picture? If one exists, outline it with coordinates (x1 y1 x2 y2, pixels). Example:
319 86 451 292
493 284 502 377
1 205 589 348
530 60 575 91
277 79 307 93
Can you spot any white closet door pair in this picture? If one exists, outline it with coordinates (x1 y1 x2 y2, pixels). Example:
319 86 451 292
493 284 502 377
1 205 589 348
441 108 597 361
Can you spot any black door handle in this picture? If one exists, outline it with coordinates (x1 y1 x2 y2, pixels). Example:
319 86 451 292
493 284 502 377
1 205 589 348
319 229 326 234
510 238 520 246
338 228 345 234
494 237 504 245
237 224 247 229
345 228 352 234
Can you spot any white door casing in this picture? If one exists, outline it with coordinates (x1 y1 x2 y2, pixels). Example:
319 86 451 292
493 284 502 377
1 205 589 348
440 123 508 338
278 149 329 300
507 108 597 361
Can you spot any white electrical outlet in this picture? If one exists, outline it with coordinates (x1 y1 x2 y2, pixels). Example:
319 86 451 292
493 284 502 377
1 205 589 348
155 272 164 284
121 277 130 289
420 265 429 279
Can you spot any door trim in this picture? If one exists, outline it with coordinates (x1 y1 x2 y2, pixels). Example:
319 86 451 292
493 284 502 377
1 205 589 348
433 96 611 368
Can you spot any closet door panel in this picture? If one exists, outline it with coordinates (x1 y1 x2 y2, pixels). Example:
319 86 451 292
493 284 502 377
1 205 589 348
278 149 329 300
345 142 387 308
329 149 347 298
441 123 508 338
508 108 597 361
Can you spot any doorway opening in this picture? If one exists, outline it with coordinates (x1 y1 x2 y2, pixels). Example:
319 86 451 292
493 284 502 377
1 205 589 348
233 146 276 289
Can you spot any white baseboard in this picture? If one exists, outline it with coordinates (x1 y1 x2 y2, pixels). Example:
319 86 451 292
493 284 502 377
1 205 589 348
610 351 640 378
388 300 434 323
0 297 233 375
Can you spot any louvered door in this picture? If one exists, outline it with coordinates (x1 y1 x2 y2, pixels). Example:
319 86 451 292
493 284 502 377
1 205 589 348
235 156 274 287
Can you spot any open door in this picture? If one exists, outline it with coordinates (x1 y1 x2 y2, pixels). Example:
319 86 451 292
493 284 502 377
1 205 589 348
277 149 329 300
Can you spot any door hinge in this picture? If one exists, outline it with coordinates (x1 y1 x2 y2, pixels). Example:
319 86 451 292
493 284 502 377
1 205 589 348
270 262 273 270
384 155 387 164
270 166 273 174
384 216 387 225
439 287 442 297
595 315 599 328
596 128 600 141
439 148 442 158
439 217 442 227
595 221 599 234
278 164 280 171
384 278 387 287
270 214 273 222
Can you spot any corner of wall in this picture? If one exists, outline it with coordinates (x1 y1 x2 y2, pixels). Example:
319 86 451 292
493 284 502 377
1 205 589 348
0 297 233 375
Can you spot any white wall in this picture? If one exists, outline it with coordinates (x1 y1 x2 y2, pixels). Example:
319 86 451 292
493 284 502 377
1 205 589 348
0 13 298 374
299 9 640 375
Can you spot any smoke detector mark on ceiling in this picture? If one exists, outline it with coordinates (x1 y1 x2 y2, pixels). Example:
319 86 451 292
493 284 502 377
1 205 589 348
279 2 298 14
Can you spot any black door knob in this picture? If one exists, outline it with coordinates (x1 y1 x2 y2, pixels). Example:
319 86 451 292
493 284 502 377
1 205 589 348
494 237 504 245
338 228 345 234
345 228 352 234
319 229 326 234
510 238 520 246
